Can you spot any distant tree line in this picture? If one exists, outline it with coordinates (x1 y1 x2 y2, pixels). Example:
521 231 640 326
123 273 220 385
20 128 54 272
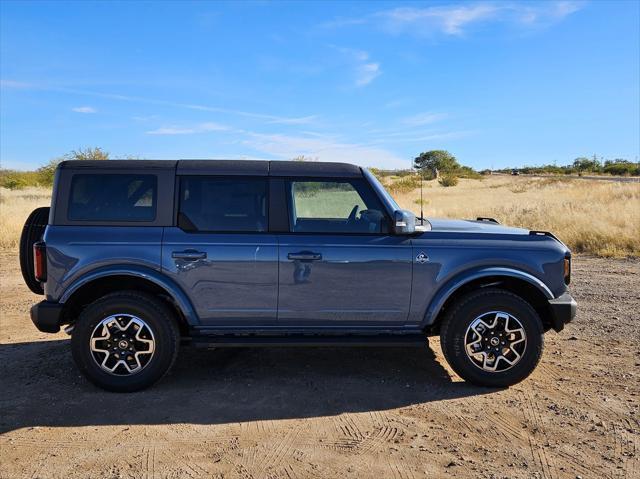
1 147 110 189
499 156 640 177
2 148 638 191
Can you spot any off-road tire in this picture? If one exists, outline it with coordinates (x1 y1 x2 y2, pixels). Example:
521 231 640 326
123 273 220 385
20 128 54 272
19 207 50 294
440 288 544 388
71 291 180 392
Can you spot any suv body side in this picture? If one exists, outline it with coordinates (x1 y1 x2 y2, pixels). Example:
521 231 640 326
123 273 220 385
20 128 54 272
38 160 573 336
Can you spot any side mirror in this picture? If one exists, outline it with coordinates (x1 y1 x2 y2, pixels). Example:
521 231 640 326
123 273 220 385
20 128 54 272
392 209 416 235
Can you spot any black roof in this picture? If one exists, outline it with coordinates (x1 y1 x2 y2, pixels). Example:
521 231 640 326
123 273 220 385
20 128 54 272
58 160 177 170
59 159 363 177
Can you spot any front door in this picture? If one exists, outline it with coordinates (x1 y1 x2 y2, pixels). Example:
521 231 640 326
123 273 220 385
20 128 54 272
277 178 413 327
162 176 278 327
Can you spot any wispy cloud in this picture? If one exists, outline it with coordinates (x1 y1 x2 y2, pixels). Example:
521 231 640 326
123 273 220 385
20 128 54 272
244 132 407 168
72 106 97 113
146 122 229 135
401 112 448 126
0 80 317 125
380 4 498 35
268 115 318 125
335 48 381 87
324 2 584 36
0 79 32 89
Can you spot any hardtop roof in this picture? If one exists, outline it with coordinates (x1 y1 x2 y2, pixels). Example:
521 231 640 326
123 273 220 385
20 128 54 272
58 159 363 177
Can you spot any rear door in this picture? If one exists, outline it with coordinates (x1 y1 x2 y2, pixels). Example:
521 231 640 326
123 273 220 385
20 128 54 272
162 174 278 327
277 178 413 327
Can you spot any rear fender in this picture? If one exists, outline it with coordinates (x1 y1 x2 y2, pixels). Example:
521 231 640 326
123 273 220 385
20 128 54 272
59 265 200 326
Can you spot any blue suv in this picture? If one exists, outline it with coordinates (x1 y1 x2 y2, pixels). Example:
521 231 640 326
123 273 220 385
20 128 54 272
22 160 576 391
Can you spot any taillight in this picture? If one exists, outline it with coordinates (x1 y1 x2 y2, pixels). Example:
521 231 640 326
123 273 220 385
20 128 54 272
33 241 47 282
563 255 571 285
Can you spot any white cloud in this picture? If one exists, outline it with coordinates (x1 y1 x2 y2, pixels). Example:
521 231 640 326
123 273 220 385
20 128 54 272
401 112 448 126
268 115 318 125
325 2 583 36
335 48 382 87
355 62 381 87
72 106 96 113
1 80 316 126
244 132 407 169
0 79 32 89
146 122 229 135
380 4 498 35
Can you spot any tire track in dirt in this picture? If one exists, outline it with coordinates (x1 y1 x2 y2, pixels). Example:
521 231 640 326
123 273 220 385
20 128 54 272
519 389 558 479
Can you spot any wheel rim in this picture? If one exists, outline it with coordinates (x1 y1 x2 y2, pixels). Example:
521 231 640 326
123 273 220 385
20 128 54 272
90 314 156 376
464 311 527 372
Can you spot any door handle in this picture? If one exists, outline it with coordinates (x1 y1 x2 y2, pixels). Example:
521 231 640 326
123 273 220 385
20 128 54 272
288 252 322 261
172 250 207 260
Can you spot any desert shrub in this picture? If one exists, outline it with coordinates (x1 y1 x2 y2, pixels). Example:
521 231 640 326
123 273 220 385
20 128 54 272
387 175 421 194
603 160 640 176
438 174 459 187
1 175 28 190
456 166 482 179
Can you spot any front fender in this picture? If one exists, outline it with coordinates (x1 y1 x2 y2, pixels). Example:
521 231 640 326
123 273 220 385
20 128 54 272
421 267 554 327
59 265 200 326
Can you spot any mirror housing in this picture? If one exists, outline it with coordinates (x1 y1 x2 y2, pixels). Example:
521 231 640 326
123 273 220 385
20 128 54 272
392 209 416 235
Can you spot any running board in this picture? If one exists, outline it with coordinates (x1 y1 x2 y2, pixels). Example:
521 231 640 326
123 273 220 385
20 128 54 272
190 334 427 348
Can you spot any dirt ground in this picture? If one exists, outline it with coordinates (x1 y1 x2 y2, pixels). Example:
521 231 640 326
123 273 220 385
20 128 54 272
0 251 638 479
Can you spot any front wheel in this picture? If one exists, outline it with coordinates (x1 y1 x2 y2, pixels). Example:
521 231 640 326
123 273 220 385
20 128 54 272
71 291 179 392
440 288 544 387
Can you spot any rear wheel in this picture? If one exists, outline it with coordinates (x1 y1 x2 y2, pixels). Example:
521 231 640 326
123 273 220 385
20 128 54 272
71 291 179 392
440 288 544 387
19 207 50 294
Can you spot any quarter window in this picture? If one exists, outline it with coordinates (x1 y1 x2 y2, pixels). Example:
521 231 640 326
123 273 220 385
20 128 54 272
179 177 268 232
287 179 388 234
68 174 157 221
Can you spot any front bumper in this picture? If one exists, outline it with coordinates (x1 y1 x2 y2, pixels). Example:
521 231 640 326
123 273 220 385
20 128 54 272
30 301 64 333
548 292 577 332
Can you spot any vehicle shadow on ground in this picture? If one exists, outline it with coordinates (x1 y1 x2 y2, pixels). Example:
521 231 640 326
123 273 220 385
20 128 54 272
0 339 494 433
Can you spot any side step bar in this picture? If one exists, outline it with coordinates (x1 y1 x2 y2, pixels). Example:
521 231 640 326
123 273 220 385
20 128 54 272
190 334 427 348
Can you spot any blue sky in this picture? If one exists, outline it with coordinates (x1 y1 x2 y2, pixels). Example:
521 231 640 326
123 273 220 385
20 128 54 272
1 0 638 170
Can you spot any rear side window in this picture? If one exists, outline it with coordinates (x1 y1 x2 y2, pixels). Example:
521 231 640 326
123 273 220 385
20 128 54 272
68 174 157 221
179 177 268 232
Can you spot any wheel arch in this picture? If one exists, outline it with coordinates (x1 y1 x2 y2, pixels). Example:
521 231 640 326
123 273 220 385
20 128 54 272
59 266 199 333
423 268 555 334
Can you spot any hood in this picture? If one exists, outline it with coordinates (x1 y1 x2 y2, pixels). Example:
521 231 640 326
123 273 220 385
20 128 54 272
424 218 528 235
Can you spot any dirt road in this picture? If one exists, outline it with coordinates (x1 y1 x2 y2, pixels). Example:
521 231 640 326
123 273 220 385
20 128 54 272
1 251 638 478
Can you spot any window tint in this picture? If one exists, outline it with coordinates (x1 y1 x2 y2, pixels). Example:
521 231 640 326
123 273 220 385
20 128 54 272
179 177 268 232
68 174 157 221
288 179 388 234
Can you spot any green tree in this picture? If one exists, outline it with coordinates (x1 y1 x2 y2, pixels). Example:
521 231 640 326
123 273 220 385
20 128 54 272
37 147 109 186
572 156 601 173
414 150 460 178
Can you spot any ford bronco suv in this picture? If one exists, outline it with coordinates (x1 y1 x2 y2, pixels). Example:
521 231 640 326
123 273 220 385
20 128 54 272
22 160 576 392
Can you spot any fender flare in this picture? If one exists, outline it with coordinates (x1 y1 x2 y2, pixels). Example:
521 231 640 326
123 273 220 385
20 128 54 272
421 267 554 327
59 265 200 326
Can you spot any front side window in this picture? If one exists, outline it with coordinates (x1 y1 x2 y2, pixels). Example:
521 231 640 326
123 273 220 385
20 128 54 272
287 179 388 234
68 174 157 221
179 177 268 232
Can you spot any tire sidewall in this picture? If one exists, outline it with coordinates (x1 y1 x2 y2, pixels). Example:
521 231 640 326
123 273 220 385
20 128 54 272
442 290 544 387
71 294 177 392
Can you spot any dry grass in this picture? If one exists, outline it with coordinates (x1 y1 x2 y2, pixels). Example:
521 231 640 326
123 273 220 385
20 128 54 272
0 187 51 250
1 176 639 256
393 175 640 257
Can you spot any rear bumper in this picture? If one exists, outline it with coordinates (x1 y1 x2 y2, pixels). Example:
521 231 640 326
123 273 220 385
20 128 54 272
548 292 577 332
30 301 63 333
